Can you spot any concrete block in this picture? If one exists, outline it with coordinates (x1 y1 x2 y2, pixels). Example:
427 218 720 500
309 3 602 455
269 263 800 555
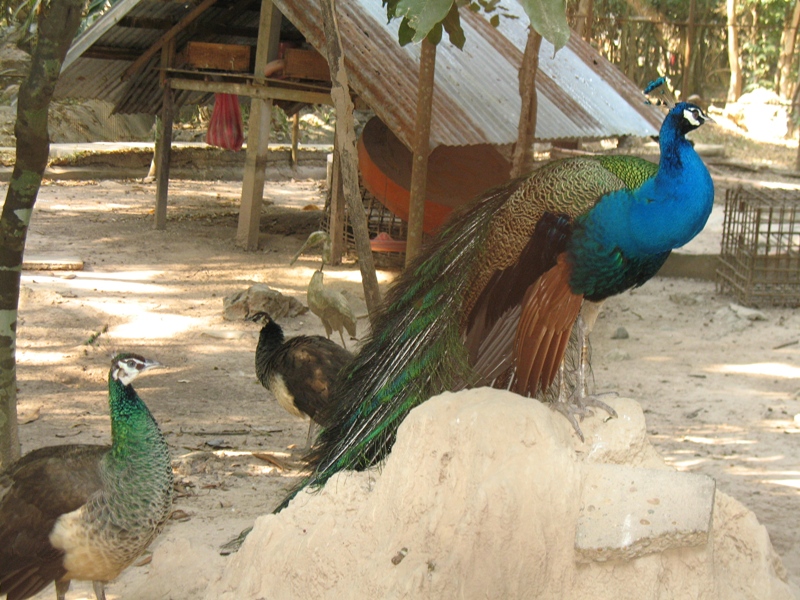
575 463 716 563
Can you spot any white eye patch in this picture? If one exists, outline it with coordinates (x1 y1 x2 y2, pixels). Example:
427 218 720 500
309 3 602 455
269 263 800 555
683 108 701 126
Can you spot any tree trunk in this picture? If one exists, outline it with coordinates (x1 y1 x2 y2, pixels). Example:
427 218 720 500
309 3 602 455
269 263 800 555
0 0 84 469
726 0 742 103
681 0 696 99
778 0 800 100
319 0 381 322
575 0 593 41
405 37 436 267
511 28 542 179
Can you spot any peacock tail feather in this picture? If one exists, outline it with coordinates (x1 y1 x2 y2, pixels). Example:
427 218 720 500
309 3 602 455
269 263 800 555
279 103 714 511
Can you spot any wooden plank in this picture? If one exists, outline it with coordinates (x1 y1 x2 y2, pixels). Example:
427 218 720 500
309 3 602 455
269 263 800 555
122 0 220 82
61 0 142 72
182 42 251 72
284 48 330 82
22 256 84 271
82 45 141 61
169 77 332 105
236 0 281 250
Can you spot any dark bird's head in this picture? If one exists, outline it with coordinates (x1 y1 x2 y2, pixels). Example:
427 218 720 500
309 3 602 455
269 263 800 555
247 311 273 326
111 353 161 386
666 102 714 135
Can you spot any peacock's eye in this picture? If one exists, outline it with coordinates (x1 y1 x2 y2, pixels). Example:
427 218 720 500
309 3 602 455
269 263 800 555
683 107 702 126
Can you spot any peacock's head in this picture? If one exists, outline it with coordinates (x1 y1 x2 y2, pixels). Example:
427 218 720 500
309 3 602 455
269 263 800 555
246 311 273 325
111 353 162 386
669 102 714 135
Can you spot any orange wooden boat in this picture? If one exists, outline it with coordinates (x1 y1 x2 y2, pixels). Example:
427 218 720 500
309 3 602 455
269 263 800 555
358 117 512 236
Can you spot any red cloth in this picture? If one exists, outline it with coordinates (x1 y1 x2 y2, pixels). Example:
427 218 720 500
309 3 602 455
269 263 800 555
206 94 244 151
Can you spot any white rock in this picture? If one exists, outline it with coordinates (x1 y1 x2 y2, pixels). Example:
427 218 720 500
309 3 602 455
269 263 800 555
206 390 798 600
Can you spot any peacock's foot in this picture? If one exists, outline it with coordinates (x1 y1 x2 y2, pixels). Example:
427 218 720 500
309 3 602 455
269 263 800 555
551 391 618 442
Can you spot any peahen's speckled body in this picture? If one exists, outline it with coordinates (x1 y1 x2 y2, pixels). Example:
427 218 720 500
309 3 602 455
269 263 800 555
0 354 173 600
277 102 714 510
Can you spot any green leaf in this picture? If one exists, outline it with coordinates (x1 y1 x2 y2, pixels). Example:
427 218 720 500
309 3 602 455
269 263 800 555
517 0 570 52
427 21 443 45
397 16 416 46
383 0 401 22
442 4 466 49
395 0 454 44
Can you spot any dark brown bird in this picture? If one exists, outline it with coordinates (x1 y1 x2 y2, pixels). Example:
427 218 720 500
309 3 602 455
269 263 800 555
0 353 173 600
248 312 353 447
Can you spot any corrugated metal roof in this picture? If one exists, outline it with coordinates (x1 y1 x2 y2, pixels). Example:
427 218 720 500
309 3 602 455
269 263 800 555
56 0 663 144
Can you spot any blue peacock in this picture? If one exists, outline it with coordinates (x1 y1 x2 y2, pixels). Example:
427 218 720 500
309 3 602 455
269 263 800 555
277 100 715 510
0 353 173 600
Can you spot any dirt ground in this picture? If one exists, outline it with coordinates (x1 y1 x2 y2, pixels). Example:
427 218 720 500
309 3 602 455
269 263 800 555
6 153 800 597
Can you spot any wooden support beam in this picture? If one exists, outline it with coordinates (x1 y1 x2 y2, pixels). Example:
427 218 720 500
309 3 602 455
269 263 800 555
236 0 281 250
319 0 381 318
169 77 332 105
405 37 436 267
154 40 176 230
119 15 259 38
328 132 344 265
122 0 220 81
291 112 300 168
82 45 142 61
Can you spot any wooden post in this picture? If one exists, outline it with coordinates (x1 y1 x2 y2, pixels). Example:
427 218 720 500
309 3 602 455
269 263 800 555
405 37 436 267
291 112 300 168
154 39 175 230
319 0 382 320
329 130 345 265
236 0 280 250
510 28 542 179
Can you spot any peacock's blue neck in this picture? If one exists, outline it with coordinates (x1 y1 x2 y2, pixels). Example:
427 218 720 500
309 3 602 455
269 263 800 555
628 127 714 254
580 124 713 259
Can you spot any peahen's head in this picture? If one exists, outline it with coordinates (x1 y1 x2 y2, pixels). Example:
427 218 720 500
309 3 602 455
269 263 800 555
111 353 162 386
664 102 714 136
247 311 273 326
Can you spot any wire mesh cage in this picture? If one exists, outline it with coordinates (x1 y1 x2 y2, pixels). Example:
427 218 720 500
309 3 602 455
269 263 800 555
322 181 409 270
716 186 800 307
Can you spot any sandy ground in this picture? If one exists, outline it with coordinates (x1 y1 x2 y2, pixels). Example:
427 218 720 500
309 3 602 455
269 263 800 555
6 161 800 598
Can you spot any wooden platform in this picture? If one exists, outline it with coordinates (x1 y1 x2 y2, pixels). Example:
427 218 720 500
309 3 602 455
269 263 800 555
22 256 84 271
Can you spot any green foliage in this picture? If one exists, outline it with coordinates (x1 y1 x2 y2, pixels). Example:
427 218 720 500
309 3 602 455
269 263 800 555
384 0 569 51
736 0 790 93
518 0 569 50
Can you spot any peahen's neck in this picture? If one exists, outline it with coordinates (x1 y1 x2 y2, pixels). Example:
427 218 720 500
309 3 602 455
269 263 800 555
256 320 284 376
106 376 171 479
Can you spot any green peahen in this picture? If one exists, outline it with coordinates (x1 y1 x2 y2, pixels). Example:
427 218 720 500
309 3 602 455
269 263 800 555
0 353 173 600
276 101 715 511
248 312 353 447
